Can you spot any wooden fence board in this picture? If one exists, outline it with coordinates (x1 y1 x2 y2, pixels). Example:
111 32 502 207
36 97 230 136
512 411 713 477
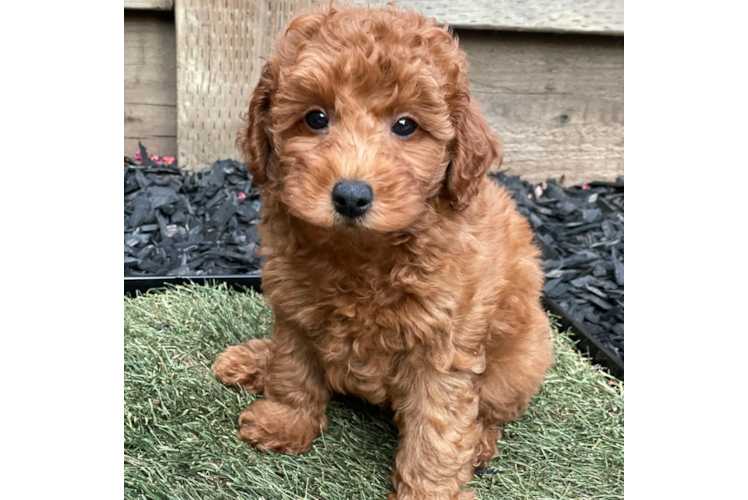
124 0 174 10
458 30 623 183
124 11 177 157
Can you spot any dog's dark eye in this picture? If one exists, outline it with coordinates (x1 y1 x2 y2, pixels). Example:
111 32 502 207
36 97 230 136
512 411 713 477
305 110 328 130
392 118 418 137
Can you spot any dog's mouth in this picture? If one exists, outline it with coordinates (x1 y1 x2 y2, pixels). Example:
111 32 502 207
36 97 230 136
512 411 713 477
339 215 366 229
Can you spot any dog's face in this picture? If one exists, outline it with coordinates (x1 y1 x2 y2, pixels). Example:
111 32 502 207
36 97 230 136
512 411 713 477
239 5 501 232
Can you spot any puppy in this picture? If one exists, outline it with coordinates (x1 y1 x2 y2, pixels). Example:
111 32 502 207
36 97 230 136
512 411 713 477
213 4 553 499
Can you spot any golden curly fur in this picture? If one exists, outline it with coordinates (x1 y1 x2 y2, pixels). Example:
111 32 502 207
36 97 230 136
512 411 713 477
212 4 553 499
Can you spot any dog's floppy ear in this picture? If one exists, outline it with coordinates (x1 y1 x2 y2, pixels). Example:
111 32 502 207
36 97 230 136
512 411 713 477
446 98 502 210
238 63 275 185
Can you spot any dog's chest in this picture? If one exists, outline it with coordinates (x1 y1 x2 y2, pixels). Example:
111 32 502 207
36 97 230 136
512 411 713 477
319 337 395 405
313 288 412 405
280 265 454 405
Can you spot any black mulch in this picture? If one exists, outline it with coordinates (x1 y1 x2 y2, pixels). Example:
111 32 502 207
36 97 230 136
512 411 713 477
123 144 623 359
124 145 262 277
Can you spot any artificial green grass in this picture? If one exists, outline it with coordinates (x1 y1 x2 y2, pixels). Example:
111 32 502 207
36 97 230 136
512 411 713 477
125 283 624 500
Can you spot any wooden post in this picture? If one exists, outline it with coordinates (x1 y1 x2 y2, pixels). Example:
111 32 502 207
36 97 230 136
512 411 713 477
175 0 310 170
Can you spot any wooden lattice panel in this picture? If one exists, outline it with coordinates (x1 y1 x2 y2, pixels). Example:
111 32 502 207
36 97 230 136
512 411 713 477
175 0 311 170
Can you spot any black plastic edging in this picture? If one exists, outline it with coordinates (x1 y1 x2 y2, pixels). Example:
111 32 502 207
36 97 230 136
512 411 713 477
125 274 262 296
125 275 623 380
542 295 624 380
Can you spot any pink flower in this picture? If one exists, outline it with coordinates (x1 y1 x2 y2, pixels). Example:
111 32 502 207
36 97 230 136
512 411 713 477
237 192 247 201
163 157 175 165
133 150 143 162
582 183 591 190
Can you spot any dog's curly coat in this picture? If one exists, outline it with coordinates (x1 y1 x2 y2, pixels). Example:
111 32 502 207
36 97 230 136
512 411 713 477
212 4 553 499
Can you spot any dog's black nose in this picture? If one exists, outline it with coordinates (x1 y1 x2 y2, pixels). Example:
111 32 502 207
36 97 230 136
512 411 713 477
332 181 373 218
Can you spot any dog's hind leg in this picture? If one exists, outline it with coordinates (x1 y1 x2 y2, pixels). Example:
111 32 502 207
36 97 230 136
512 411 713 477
473 376 531 470
212 338 273 394
473 306 553 468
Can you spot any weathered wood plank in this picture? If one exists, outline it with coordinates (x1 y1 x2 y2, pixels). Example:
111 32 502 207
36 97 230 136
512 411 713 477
124 103 178 157
124 0 173 10
459 30 624 184
125 103 177 138
312 0 623 35
125 11 177 157
175 0 312 170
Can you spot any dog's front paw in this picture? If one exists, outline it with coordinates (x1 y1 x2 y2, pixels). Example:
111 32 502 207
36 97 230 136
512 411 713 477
238 399 327 455
212 339 272 393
